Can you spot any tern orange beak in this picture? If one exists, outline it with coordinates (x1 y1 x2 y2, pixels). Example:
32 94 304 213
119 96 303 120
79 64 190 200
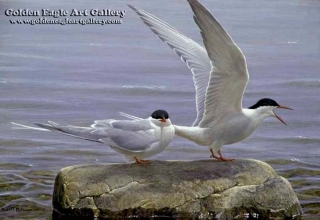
274 105 293 126
278 105 293 111
160 117 166 123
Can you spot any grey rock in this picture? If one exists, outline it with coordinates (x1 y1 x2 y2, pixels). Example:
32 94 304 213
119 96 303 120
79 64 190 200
52 159 302 219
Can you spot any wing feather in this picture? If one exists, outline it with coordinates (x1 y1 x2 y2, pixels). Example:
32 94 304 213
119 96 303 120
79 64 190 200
34 120 158 152
99 128 158 152
91 119 114 128
34 121 105 142
129 4 211 126
187 0 249 127
119 112 143 121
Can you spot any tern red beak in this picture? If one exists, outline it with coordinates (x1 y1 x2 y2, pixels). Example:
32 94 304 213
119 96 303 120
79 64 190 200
278 105 293 111
160 117 166 123
274 105 293 126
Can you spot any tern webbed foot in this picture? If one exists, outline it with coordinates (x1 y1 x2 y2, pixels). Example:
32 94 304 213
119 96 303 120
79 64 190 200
209 149 235 162
134 156 151 165
209 148 221 160
217 157 235 162
217 150 235 162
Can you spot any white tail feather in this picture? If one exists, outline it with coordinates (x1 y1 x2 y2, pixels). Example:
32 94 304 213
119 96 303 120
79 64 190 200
119 112 143 120
11 122 49 131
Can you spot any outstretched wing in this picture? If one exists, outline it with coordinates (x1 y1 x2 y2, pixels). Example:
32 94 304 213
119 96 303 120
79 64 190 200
129 4 211 126
187 0 249 127
34 120 159 152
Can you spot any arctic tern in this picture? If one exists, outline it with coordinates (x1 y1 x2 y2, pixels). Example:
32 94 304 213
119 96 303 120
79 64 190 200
12 109 175 164
127 0 292 161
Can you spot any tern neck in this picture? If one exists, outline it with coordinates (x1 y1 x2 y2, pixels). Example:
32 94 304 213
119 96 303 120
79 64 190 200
243 107 273 123
150 117 172 127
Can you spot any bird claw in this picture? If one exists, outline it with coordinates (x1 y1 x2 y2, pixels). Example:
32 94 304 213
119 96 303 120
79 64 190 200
210 154 220 159
209 149 235 162
210 155 234 162
210 149 220 160
218 157 235 162
134 157 151 165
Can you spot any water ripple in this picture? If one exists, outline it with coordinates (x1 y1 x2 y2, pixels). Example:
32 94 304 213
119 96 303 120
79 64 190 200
267 159 320 219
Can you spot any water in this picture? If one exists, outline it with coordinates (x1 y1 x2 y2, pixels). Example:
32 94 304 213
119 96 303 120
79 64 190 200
1 0 319 219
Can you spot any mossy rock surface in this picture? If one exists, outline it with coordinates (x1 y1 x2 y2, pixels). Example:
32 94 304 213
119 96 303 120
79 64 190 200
52 159 302 219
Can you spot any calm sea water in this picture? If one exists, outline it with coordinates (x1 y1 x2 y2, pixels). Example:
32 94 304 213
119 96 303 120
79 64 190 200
1 0 319 219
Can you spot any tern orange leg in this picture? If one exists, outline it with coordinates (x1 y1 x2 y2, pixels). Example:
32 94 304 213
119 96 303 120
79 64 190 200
134 156 151 164
217 150 235 162
210 149 220 160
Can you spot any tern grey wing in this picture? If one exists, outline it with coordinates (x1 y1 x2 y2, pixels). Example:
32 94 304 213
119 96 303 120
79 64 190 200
187 0 249 127
34 120 159 152
91 118 151 131
34 121 106 142
109 119 153 131
91 119 115 128
119 112 143 121
99 128 159 152
129 4 211 126
34 121 109 142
